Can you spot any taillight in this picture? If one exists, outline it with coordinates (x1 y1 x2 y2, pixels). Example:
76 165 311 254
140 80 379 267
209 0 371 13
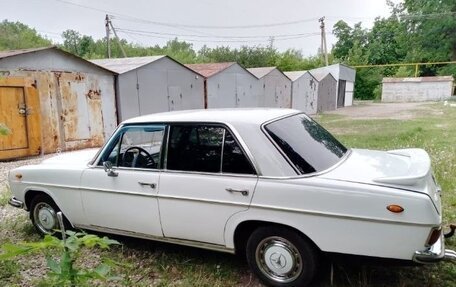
426 227 441 247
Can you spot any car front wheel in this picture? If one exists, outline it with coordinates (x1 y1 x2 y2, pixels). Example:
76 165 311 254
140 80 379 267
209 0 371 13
30 194 68 236
246 226 319 287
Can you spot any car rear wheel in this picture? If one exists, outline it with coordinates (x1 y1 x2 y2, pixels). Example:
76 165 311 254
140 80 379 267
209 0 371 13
30 194 69 236
246 226 319 287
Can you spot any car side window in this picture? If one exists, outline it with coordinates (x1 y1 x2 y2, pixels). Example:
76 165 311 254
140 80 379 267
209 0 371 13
167 125 224 173
223 131 256 175
100 125 165 169
166 124 256 175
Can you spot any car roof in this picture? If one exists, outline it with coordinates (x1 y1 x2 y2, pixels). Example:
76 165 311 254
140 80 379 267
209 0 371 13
122 108 300 126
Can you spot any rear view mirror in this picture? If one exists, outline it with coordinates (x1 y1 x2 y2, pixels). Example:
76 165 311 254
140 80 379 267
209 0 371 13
103 161 118 177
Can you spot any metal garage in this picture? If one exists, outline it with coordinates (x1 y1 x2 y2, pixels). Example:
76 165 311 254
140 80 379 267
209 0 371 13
311 71 337 113
185 62 258 108
91 56 204 121
284 71 318 115
309 63 356 107
0 47 117 160
248 67 292 108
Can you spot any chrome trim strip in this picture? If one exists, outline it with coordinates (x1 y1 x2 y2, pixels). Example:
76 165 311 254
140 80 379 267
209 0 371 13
250 203 435 227
160 169 258 178
8 197 24 209
88 165 162 173
21 181 250 207
220 129 226 173
74 224 234 254
156 194 250 207
163 125 170 169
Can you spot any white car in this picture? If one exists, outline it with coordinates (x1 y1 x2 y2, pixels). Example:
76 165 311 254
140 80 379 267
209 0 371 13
8 109 455 286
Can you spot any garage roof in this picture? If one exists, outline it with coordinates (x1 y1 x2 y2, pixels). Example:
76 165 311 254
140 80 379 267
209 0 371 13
90 56 166 74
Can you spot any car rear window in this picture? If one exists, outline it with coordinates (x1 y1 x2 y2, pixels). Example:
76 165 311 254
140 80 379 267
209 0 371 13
264 114 347 174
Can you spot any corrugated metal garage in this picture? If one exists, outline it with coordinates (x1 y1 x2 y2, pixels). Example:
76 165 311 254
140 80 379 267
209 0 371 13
248 67 292 108
91 56 204 121
310 64 356 107
311 71 337 113
0 47 117 160
381 76 454 102
185 62 259 108
285 71 318 115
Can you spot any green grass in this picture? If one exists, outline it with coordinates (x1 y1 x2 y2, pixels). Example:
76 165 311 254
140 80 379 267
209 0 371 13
1 103 456 286
0 185 11 207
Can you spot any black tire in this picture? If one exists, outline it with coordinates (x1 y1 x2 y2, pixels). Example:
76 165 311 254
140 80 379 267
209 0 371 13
246 226 319 287
29 194 70 236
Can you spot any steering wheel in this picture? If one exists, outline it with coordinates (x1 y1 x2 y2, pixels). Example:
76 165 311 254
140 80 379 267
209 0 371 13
122 146 154 168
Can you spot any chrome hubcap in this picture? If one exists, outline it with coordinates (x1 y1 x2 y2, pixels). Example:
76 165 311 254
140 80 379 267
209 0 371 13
256 236 302 283
33 203 57 234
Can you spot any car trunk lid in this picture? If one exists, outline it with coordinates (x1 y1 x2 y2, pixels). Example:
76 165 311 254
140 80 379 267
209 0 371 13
322 148 441 214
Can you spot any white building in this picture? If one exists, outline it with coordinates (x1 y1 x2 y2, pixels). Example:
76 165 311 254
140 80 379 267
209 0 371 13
382 76 454 102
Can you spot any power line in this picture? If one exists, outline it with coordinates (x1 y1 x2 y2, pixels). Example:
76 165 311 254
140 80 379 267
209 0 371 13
111 14 320 29
115 28 321 40
117 29 319 44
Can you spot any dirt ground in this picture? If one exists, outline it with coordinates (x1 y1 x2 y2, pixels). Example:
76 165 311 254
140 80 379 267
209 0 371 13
324 101 440 119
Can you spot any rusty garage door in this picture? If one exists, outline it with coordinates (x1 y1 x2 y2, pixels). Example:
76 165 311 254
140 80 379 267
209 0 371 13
55 72 105 150
0 77 41 160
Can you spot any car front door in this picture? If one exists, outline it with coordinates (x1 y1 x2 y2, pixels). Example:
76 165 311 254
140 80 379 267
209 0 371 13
158 124 258 245
79 124 165 237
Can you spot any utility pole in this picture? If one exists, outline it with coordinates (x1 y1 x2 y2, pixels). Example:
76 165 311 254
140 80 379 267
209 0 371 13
109 20 127 58
319 17 328 66
105 14 111 58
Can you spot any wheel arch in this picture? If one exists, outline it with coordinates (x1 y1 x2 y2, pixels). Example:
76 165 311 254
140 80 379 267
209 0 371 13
24 188 55 211
231 219 321 256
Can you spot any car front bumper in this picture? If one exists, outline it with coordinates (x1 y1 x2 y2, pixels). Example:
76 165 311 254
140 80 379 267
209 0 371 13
413 233 456 263
8 197 24 209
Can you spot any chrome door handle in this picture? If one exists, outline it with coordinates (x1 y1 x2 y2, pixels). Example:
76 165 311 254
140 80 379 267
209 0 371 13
138 182 156 189
225 188 249 196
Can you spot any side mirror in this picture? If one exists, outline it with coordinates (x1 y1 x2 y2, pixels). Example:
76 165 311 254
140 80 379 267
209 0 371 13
103 161 118 177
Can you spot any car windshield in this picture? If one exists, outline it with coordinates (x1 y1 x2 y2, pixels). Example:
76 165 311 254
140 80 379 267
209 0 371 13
264 113 347 175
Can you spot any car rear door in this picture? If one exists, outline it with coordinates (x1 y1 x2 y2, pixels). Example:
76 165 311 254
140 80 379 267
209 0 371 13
158 124 258 245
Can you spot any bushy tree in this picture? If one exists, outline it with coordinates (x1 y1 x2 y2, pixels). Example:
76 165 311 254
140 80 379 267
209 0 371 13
0 20 51 50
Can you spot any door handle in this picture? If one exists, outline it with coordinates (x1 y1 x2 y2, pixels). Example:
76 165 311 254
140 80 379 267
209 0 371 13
225 188 249 196
138 182 156 189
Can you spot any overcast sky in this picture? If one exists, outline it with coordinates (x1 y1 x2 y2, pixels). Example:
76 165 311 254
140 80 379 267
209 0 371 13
1 0 395 56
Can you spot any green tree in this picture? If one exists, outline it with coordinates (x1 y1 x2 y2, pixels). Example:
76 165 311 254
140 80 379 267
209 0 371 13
0 20 51 50
332 21 368 62
163 38 197 63
367 16 408 65
61 30 95 58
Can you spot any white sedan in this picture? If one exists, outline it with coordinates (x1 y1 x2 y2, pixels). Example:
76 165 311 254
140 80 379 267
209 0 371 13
8 109 456 286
